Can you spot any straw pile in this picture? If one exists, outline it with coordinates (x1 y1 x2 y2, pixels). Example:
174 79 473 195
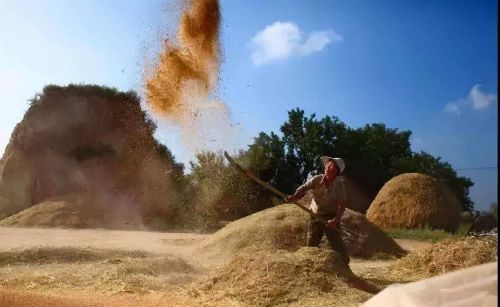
198 205 307 262
340 209 407 258
388 236 498 280
199 205 406 261
0 201 88 228
366 173 462 232
0 199 141 229
193 247 373 306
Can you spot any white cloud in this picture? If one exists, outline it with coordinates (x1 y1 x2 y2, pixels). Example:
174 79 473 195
250 21 342 66
469 84 497 110
444 102 461 115
444 84 497 115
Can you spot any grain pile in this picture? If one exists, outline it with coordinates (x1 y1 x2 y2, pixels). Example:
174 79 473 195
366 173 462 232
199 205 406 261
193 247 374 306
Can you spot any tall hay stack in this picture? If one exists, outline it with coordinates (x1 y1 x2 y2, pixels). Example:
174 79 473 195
366 173 462 232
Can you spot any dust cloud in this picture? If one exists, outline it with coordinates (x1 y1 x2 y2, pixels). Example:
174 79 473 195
145 0 240 155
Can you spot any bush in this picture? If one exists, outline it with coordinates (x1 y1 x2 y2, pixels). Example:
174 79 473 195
184 151 273 231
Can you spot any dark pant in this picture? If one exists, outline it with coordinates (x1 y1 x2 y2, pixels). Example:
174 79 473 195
307 216 350 266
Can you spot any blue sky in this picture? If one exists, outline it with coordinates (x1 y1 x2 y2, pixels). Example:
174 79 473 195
0 0 497 211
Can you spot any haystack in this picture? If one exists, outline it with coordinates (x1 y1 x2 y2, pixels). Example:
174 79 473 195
0 85 179 228
199 204 405 261
194 247 373 306
366 173 462 232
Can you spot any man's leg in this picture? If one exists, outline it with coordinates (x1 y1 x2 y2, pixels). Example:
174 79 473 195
306 217 324 247
325 227 350 266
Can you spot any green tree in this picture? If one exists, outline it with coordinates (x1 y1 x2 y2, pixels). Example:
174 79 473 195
244 108 474 212
339 123 412 199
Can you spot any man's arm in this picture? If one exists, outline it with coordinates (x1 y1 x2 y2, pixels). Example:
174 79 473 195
285 176 318 202
285 189 306 202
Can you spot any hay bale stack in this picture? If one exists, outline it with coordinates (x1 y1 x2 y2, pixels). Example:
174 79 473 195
199 205 405 261
195 247 372 306
366 173 462 232
389 236 497 280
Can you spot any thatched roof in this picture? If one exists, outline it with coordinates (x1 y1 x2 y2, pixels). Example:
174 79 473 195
366 173 462 232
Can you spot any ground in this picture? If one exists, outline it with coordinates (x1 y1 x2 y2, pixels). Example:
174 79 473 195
0 226 430 306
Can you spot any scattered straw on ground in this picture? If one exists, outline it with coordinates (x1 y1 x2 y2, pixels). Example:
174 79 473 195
191 247 374 306
0 247 152 266
366 173 462 232
0 247 200 295
393 236 497 278
366 236 498 283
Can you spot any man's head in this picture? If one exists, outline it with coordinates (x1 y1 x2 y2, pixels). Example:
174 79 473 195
320 156 345 178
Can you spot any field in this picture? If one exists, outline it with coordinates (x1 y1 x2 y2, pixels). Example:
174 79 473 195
3 224 491 307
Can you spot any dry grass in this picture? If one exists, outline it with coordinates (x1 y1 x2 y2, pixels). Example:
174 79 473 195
366 173 462 232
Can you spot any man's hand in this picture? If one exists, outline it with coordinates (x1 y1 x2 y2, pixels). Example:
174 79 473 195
326 218 339 229
285 195 295 202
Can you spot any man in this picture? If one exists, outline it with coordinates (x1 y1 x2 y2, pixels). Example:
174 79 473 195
285 156 350 266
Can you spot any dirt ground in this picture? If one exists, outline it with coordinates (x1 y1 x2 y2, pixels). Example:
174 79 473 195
0 226 430 306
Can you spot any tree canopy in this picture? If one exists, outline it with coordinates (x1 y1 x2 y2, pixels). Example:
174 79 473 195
242 108 474 212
